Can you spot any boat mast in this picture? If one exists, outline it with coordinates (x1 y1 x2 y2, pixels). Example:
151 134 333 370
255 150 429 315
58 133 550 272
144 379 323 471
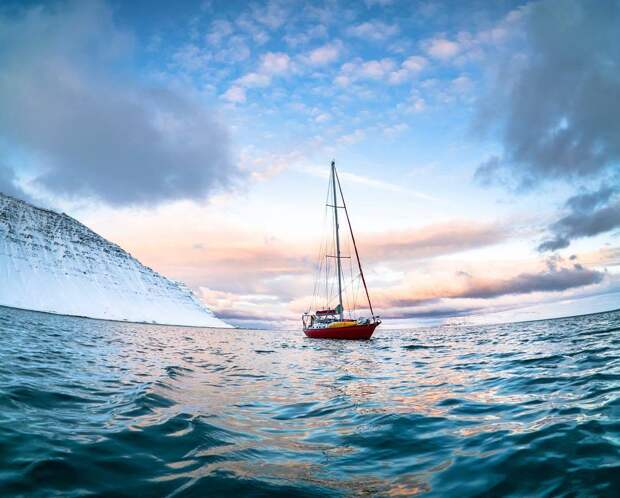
331 160 344 321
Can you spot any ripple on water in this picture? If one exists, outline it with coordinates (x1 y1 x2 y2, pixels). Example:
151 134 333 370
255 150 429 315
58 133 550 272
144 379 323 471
0 307 619 496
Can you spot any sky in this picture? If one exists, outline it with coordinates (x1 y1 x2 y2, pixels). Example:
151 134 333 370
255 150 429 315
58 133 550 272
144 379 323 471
0 0 619 329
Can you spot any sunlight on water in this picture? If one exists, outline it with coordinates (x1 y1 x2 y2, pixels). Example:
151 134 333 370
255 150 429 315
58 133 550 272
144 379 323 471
1 307 619 496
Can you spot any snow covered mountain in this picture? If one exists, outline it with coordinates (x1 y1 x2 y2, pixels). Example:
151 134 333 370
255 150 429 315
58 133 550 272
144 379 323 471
0 193 231 328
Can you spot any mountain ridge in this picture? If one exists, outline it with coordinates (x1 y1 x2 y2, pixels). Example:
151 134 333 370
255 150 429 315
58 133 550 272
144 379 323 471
0 192 231 328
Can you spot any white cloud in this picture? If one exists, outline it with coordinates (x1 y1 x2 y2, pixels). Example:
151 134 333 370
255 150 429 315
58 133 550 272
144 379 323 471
259 51 291 74
383 122 408 138
173 44 205 72
222 85 246 103
451 74 473 94
387 55 427 84
387 68 408 84
206 19 233 45
210 35 251 63
305 41 342 66
236 14 270 45
402 55 427 72
234 51 291 90
236 72 270 87
315 113 330 123
251 0 290 30
422 36 461 60
339 128 366 145
284 24 328 47
298 163 438 201
360 58 396 78
397 89 426 114
419 7 527 66
346 20 399 41
335 57 398 85
410 96 426 112
334 74 351 87
335 53 427 87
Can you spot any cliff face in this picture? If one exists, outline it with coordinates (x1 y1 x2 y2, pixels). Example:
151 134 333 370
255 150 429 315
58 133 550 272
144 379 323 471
0 193 231 327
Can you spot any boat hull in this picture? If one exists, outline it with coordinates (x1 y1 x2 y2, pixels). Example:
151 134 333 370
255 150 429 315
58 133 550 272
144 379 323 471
303 322 379 340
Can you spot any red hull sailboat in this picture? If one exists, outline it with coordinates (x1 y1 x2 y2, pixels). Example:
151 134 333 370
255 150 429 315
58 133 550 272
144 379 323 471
303 161 381 340
303 321 379 340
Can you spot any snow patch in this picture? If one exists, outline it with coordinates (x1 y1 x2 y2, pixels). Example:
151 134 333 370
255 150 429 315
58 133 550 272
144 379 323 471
0 194 232 328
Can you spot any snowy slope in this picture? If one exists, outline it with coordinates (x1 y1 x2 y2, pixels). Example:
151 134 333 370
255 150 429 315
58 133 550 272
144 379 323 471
0 193 231 328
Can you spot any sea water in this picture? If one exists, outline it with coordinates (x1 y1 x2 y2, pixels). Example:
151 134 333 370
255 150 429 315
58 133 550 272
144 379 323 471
1 306 619 497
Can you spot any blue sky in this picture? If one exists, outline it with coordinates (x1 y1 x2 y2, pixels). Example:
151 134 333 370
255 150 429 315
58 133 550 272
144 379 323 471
1 0 619 328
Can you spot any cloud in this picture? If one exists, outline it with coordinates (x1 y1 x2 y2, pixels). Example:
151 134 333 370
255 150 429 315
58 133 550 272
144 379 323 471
451 75 473 94
336 54 427 86
172 44 206 72
358 58 396 78
457 263 604 299
383 260 605 308
335 58 396 86
236 72 271 87
383 123 408 138
259 51 291 74
250 0 290 30
539 186 620 251
417 8 524 69
235 13 270 45
206 19 233 45
361 222 508 260
298 164 439 200
387 55 427 84
284 24 328 48
209 35 251 64
0 1 239 207
346 20 399 41
475 0 620 187
422 36 461 60
0 164 27 200
222 86 246 103
387 305 483 320
202 254 606 326
141 217 512 299
230 51 291 93
304 41 342 66
199 287 296 328
402 55 427 72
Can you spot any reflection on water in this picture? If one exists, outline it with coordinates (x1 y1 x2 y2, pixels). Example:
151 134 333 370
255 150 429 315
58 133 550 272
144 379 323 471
1 306 619 496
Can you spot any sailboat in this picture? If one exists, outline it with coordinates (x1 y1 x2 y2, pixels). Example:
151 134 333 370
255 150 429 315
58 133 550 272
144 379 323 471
303 161 381 340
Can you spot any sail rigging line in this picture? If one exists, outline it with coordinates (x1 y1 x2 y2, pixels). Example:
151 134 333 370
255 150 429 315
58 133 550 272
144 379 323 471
331 161 344 320
334 166 375 319
310 176 333 313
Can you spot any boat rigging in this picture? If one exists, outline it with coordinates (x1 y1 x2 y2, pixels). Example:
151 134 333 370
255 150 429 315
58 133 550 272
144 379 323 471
302 161 381 340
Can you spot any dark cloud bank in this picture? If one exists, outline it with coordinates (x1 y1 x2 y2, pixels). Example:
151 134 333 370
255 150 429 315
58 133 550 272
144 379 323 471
539 186 620 251
476 0 620 250
393 260 604 306
390 261 605 319
459 262 604 299
0 1 239 206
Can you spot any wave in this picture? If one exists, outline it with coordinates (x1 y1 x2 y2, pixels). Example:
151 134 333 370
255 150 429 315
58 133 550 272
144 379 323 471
0 306 619 496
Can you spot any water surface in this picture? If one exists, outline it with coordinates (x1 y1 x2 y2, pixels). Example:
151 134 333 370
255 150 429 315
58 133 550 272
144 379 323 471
1 307 619 496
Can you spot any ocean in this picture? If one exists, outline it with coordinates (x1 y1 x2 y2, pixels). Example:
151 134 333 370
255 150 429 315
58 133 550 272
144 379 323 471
1 306 619 497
